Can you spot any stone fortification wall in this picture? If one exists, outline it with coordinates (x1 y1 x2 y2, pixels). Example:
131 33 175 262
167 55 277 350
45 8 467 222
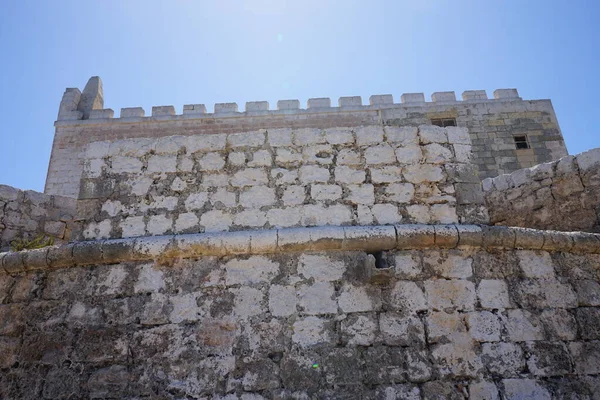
0 185 75 251
483 148 600 233
77 125 487 240
46 77 568 198
1 225 600 399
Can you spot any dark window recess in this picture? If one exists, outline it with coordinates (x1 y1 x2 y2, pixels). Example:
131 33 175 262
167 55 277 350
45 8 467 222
514 135 530 149
431 118 456 127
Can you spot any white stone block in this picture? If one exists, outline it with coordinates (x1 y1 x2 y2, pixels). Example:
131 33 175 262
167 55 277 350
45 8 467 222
326 205 353 225
493 88 520 99
184 192 209 210
239 186 276 208
120 216 145 238
355 126 384 146
267 128 293 147
430 204 458 224
307 98 331 108
370 166 403 183
134 263 165 293
462 90 487 100
467 311 501 342
282 186 306 206
211 189 236 207
225 256 279 286
266 207 302 228
120 107 144 118
147 155 177 173
516 250 555 279
425 280 476 311
199 152 226 171
384 183 414 203
325 128 354 145
369 94 393 105
394 146 423 165
347 184 375 205
298 254 346 281
185 133 227 153
401 93 425 103
234 210 267 227
277 99 300 110
418 125 448 144
200 210 232 232
175 212 199 232
446 126 471 145
214 102 238 113
152 106 175 116
299 165 330 183
403 164 444 183
338 285 379 313
269 285 297 317
231 286 264 319
311 184 342 201
231 168 269 187
423 143 453 164
182 104 206 114
394 253 421 278
248 149 272 167
245 101 269 112
478 280 510 309
227 131 265 148
338 96 362 107
431 91 456 102
293 128 326 146
337 149 361 165
83 220 112 240
365 144 396 165
371 204 402 224
384 126 418 145
271 168 298 185
147 214 172 235
303 144 334 165
298 282 337 314
387 281 427 312
425 252 472 279
292 316 331 347
111 156 143 174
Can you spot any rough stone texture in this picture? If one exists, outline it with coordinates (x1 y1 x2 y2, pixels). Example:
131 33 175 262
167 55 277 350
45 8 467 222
0 185 76 251
484 148 600 232
0 247 597 398
48 81 567 200
75 125 486 239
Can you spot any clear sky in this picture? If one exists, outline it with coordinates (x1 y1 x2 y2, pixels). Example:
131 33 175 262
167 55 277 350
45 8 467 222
0 0 598 192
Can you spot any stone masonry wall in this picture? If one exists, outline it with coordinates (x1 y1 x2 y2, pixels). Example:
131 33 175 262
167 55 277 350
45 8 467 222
77 125 487 240
483 148 600 233
46 77 568 198
0 185 76 251
1 225 600 399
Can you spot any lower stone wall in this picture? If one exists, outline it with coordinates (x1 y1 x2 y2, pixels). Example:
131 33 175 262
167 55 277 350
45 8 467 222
483 148 600 233
0 185 76 251
1 227 600 399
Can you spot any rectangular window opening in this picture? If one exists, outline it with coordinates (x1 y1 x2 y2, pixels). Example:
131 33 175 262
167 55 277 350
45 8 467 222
431 118 456 127
514 135 530 149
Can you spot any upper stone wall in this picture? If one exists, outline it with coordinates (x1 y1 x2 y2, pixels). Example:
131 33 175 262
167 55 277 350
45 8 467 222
0 185 76 251
483 148 600 233
46 77 568 198
77 125 487 240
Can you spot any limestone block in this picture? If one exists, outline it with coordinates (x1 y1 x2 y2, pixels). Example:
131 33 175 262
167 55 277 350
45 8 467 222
506 309 544 342
83 219 112 240
365 144 396 165
298 254 345 281
142 196 178 211
324 128 354 145
224 256 279 286
231 286 264 319
266 208 301 228
418 125 448 144
293 128 326 146
426 312 466 343
424 252 472 279
403 164 444 183
424 280 476 311
182 104 206 114
576 147 600 172
338 96 362 107
303 145 334 164
369 94 393 105
383 183 414 203
370 166 403 183
174 212 199 232
307 97 331 108
341 314 377 345
430 204 458 224
248 150 272 167
297 282 337 314
231 168 269 187
569 341 600 374
431 91 456 102
147 155 177 173
395 146 423 164
406 204 431 224
271 168 298 185
477 280 510 309
277 99 300 110
269 285 297 317
239 186 276 208
467 311 501 342
453 144 472 163
185 133 227 153
371 204 402 224
120 216 145 238
134 263 165 293
386 281 427 313
346 184 374 205
227 131 265 148
469 381 499 400
355 126 384 146
493 88 520 99
88 109 114 119
502 379 550 400
151 105 175 116
200 210 232 232
205 172 230 187
431 335 482 378
516 250 554 278
199 152 226 171
573 280 600 306
401 93 425 103
184 193 209 210
292 316 332 347
145 215 171 235
310 184 342 201
234 210 267 227
228 152 246 166
338 284 380 313
282 186 306 206
299 166 330 183
335 166 365 184
111 156 143 174
394 253 421 278
245 101 269 112
481 343 525 376
267 128 292 147
526 341 572 377
379 313 425 346
540 308 577 340
462 90 487 100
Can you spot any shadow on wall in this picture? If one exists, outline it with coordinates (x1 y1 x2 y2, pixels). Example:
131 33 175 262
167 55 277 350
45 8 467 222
483 148 600 233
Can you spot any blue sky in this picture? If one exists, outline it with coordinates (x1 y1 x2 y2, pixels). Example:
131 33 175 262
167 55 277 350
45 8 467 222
0 0 598 192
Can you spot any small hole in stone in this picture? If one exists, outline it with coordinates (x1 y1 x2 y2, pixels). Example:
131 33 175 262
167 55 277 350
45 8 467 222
368 251 389 269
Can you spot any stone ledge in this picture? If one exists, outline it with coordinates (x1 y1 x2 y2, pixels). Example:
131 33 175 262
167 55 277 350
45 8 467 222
1 224 599 275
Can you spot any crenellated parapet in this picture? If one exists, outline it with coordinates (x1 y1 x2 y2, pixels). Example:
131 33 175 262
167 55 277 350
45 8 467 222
57 79 522 123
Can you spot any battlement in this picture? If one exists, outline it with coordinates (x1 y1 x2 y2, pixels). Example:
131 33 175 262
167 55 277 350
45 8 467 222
57 79 524 124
